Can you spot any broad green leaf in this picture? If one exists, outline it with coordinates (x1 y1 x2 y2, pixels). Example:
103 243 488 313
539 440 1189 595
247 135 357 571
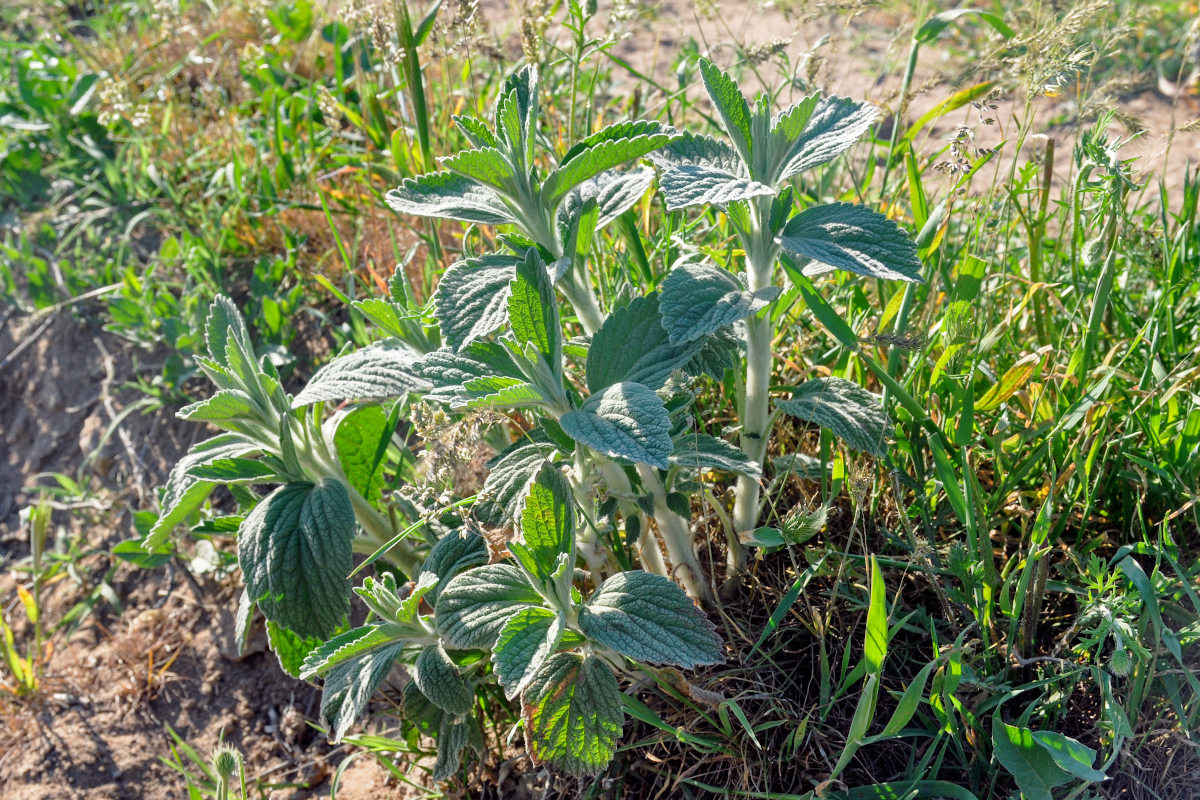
509 249 561 369
560 382 674 469
1030 731 1107 782
292 341 429 407
697 59 753 164
769 94 820 147
350 297 411 340
332 404 388 506
436 563 545 649
205 294 256 374
187 458 278 483
776 95 878 181
460 376 545 409
265 620 322 678
521 653 624 776
433 712 483 781
557 166 656 230
433 253 519 351
991 717 1072 800
299 623 404 679
452 114 497 148
586 293 701 392
518 462 575 580
658 164 775 210
438 146 514 190
542 122 676 205
421 341 522 405
144 433 259 550
660 262 780 345
776 377 889 457
578 571 724 669
650 132 744 173
321 641 405 741
668 433 762 478
493 607 562 698
239 480 355 639
385 171 516 226
494 65 539 167
476 437 561 525
778 203 922 283
686 326 741 381
417 529 489 606
177 389 259 425
413 644 473 715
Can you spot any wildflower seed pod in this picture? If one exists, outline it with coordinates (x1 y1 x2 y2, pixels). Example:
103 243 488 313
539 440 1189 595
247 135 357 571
212 744 242 784
1082 236 1106 268
1109 645 1132 677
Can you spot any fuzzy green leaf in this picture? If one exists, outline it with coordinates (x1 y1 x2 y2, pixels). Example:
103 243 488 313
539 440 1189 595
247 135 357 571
205 294 256 375
560 382 673 469
417 530 490 607
777 95 878 181
434 712 483 781
476 437 561 525
187 458 278 483
413 644 474 715
557 166 655 231
494 65 539 166
177 389 259 425
459 376 545 409
265 621 322 678
508 249 561 368
579 571 724 669
493 607 563 698
518 463 575 581
438 146 515 190
239 480 355 640
452 114 497 148
321 641 405 742
659 164 774 210
433 253 519 351
144 433 259 550
436 564 546 649
330 404 388 506
778 203 922 282
669 433 762 478
386 171 516 226
300 623 405 679
686 326 741 381
292 341 429 407
421 341 522 405
586 293 701 392
660 262 780 345
776 377 889 456
521 653 624 776
698 59 753 164
542 125 676 205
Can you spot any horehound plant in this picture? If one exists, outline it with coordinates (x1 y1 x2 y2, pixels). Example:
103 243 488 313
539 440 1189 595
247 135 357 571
145 57 923 780
651 59 924 576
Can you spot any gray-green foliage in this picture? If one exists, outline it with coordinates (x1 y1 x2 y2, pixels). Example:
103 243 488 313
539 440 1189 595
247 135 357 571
144 55 913 783
437 466 723 774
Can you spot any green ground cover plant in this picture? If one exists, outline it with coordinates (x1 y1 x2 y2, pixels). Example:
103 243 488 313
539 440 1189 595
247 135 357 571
3 0 1199 797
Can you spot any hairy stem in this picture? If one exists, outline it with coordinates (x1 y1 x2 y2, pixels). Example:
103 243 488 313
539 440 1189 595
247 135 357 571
730 207 777 579
636 464 714 605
